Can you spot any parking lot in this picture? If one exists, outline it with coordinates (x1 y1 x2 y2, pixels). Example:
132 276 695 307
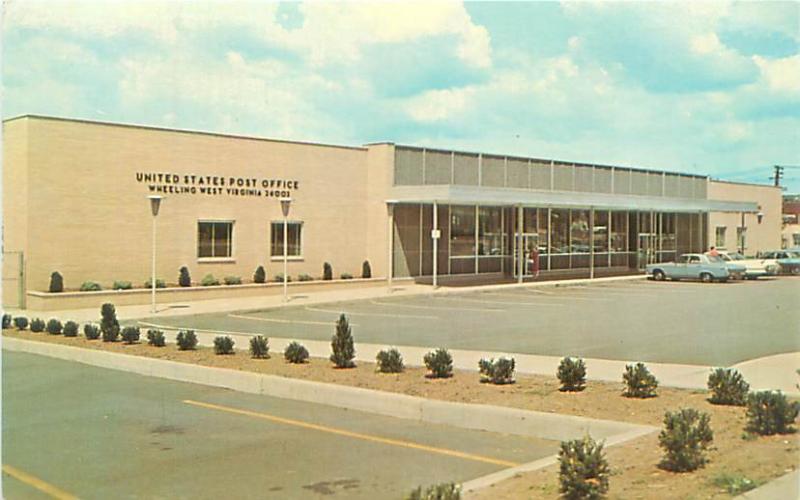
2 351 558 499
138 278 800 367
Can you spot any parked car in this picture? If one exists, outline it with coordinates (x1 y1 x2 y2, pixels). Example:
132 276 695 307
716 251 778 279
646 253 730 283
706 253 747 280
759 250 800 275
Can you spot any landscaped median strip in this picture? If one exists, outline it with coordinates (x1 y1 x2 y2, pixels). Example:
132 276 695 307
182 399 520 468
2 464 78 500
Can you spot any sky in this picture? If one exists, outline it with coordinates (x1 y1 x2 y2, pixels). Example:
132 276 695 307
2 0 799 192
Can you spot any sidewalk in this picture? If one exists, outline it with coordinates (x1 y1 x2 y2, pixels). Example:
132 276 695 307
7 274 646 323
735 470 799 500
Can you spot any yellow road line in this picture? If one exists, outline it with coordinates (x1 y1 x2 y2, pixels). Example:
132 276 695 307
2 464 78 500
183 399 519 468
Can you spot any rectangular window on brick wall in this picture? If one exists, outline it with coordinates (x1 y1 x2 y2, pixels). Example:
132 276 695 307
198 221 233 258
715 226 726 249
271 221 303 257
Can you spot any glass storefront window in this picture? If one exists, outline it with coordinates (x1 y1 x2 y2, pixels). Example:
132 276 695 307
538 209 549 255
550 209 569 254
593 211 609 253
450 205 476 257
570 210 590 253
610 211 628 252
661 213 676 251
478 206 503 256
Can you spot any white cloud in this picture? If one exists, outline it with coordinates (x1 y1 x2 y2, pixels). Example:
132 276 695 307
754 55 800 93
404 86 475 122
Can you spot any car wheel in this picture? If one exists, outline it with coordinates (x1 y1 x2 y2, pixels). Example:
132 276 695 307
792 267 800 275
653 270 665 281
700 273 713 283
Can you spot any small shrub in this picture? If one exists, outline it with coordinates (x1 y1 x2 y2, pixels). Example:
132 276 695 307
340 273 353 280
479 357 516 385
223 276 242 285
2 314 11 329
407 483 461 500
83 323 100 340
707 368 750 406
424 348 453 378
558 435 610 499
249 335 270 358
253 265 266 284
298 273 313 282
80 281 102 292
745 391 800 435
49 271 64 292
712 473 758 495
376 348 404 373
557 357 587 392
658 408 714 472
14 317 29 330
30 318 45 332
213 336 235 355
121 326 141 344
63 321 79 337
284 341 309 363
330 314 356 368
323 262 333 280
362 260 372 279
100 303 119 342
144 278 166 289
146 329 166 347
179 266 192 287
623 362 658 398
201 274 220 286
176 330 198 351
46 318 63 335
113 280 133 290
273 273 292 283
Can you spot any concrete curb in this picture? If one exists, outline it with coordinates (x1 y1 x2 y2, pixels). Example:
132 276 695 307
3 336 655 444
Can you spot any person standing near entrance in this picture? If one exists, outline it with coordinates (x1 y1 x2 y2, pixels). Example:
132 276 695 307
529 248 540 278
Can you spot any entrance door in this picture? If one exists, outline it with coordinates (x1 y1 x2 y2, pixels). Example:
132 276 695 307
637 233 657 270
513 233 539 277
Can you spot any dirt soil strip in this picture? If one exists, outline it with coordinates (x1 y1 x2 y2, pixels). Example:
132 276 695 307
3 330 798 499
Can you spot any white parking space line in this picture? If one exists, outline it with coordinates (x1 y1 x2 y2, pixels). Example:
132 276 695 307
304 306 438 320
433 296 565 307
509 290 612 302
369 300 505 313
138 321 257 337
228 313 349 327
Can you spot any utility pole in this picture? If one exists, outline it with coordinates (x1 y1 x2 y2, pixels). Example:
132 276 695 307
772 165 784 187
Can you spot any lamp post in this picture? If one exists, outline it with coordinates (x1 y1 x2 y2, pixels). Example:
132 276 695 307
147 195 163 314
280 197 292 302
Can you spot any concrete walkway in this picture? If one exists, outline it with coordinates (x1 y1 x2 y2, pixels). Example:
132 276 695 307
8 274 645 323
735 470 799 500
128 326 800 396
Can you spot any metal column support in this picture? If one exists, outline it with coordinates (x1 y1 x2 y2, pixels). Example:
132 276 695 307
432 201 439 288
740 212 746 255
517 205 524 284
387 203 394 290
589 208 595 279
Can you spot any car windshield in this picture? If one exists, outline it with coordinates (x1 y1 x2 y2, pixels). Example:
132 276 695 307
728 253 744 260
706 255 724 263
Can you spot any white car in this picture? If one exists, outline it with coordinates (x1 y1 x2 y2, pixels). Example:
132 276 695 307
717 251 778 279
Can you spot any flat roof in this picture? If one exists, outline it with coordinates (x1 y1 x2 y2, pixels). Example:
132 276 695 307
2 114 368 152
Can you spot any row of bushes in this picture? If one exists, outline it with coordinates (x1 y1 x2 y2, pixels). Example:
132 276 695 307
46 261 374 292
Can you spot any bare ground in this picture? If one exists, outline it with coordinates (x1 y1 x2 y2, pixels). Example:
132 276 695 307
4 329 798 499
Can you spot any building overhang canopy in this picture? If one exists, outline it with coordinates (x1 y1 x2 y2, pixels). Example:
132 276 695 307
388 185 758 213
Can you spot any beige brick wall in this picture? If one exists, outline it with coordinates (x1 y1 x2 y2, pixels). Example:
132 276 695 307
707 180 782 255
7 117 377 293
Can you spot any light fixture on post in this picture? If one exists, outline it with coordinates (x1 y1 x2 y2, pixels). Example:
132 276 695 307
279 197 292 302
147 195 163 314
